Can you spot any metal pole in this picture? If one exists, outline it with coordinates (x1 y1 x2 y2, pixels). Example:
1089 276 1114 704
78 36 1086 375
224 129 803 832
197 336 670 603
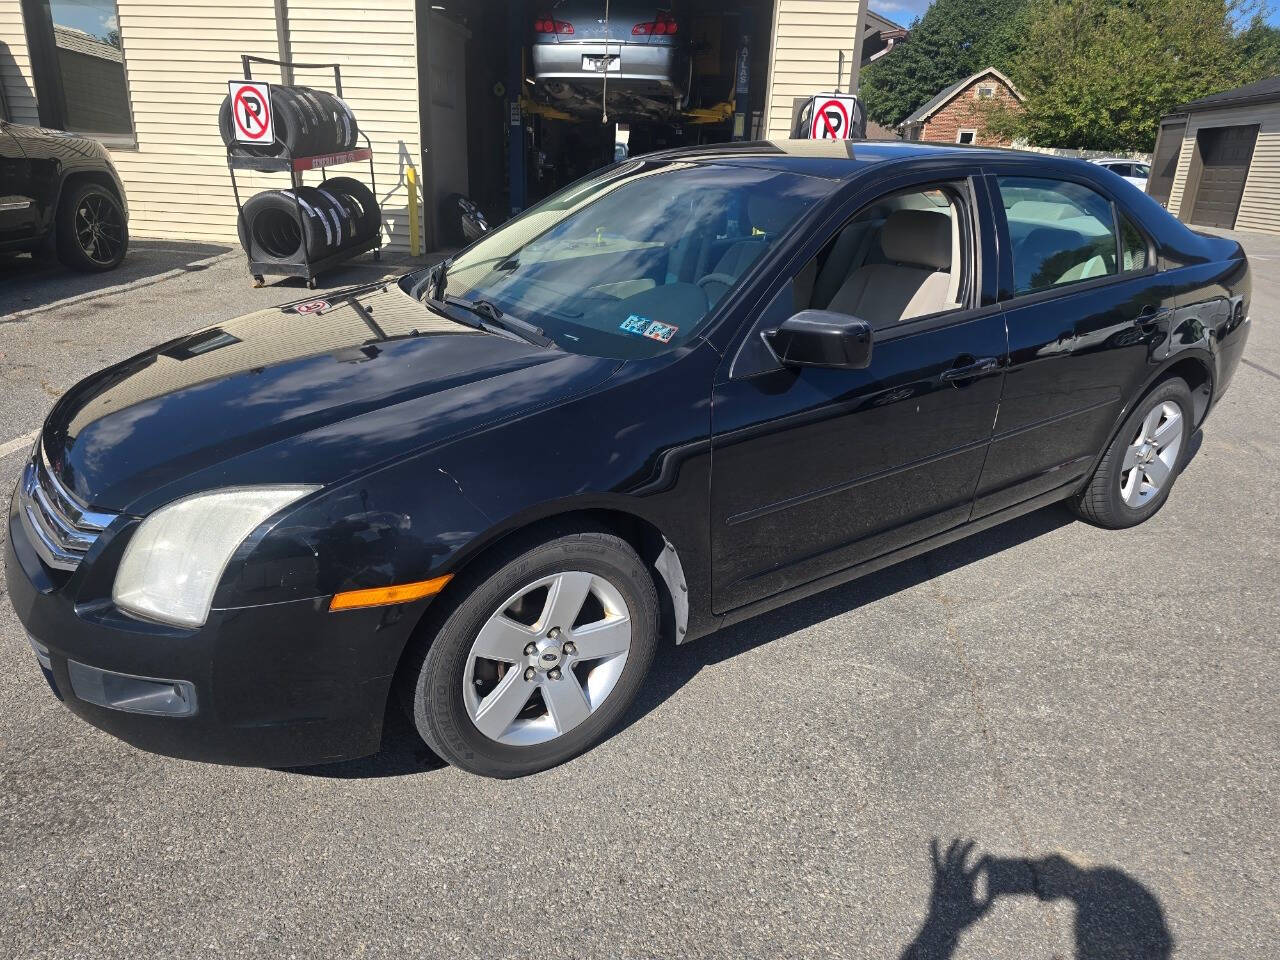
507 13 527 216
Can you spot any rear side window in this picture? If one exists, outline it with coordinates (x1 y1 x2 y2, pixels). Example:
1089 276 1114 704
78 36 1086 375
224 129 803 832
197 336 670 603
1119 213 1149 272
998 177 1118 295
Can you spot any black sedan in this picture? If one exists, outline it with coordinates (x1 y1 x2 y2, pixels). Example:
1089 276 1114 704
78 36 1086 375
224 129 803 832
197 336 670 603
0 120 129 271
6 141 1250 778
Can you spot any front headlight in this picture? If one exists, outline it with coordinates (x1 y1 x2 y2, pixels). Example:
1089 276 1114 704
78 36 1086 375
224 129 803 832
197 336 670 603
112 486 318 628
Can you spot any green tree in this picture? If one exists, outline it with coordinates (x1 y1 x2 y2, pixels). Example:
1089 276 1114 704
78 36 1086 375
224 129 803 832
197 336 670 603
1236 13 1280 75
996 0 1275 151
860 0 1030 129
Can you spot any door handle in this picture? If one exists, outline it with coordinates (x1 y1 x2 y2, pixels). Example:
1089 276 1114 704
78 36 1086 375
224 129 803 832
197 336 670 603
940 356 1000 383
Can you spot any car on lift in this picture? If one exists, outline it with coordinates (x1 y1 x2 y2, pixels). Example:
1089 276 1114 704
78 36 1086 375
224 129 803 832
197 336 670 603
530 2 692 120
6 141 1251 779
0 120 129 271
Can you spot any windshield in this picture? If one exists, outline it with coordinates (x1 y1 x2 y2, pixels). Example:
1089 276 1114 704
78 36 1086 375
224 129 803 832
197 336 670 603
403 160 831 358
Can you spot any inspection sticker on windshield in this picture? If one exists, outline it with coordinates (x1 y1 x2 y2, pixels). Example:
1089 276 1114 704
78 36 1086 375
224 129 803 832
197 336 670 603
291 299 330 314
620 314 678 343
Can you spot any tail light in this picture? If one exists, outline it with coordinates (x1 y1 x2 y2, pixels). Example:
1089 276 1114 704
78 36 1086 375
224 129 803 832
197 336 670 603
632 10 678 35
534 13 574 35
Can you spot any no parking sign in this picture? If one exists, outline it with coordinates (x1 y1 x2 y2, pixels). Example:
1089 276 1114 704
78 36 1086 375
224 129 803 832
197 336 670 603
228 80 274 144
809 94 859 140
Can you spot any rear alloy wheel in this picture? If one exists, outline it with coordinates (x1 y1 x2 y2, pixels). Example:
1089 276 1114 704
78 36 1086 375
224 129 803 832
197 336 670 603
1073 377 1193 528
56 183 128 272
405 530 658 778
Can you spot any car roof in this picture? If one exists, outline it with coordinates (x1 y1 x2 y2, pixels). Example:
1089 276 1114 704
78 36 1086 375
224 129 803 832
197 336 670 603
640 139 1093 180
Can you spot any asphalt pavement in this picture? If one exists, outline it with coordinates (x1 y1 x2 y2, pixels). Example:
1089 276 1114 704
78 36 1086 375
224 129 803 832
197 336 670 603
0 235 1276 959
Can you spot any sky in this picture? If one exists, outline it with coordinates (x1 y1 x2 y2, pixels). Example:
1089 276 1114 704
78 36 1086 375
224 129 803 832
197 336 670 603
872 0 1280 29
47 0 117 42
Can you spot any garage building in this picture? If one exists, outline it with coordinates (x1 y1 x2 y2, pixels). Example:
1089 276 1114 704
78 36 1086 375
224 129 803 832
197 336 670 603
1 0 867 255
1151 76 1280 235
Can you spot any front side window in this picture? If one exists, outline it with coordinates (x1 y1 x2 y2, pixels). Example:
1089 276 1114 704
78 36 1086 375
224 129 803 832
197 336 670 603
803 184 969 328
22 0 133 137
998 176 1119 295
413 160 830 358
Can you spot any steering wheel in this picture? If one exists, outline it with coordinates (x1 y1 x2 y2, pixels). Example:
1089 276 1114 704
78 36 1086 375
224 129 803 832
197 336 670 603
697 272 738 301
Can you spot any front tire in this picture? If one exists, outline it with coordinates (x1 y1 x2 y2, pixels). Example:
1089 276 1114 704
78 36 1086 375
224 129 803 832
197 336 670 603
56 182 128 272
404 530 659 778
1072 377 1193 528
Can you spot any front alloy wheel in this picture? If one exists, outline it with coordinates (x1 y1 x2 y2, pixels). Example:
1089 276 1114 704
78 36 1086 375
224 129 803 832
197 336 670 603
464 571 632 745
404 530 659 778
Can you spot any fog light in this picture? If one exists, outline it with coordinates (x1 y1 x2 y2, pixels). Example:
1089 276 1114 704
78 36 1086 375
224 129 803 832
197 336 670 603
67 660 197 717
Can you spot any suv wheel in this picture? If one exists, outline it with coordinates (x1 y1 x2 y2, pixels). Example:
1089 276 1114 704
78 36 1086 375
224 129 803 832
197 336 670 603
56 182 128 272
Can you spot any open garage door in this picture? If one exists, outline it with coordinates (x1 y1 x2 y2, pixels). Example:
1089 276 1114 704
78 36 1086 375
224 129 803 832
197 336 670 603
423 0 777 228
1190 124 1258 230
1147 117 1186 207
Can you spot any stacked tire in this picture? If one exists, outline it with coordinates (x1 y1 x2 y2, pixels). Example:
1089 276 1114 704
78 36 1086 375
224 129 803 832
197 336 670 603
238 177 380 265
219 85 358 157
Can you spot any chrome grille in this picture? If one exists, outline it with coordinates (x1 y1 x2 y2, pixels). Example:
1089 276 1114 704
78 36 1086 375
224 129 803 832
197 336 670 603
18 446 117 572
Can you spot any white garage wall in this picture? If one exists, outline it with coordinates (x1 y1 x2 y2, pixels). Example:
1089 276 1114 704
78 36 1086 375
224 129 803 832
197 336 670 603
2 1 423 253
0 4 40 124
285 0 422 253
105 1 285 246
764 0 866 139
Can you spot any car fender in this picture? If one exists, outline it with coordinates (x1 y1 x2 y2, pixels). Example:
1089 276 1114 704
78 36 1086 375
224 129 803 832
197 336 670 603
1078 345 1215 491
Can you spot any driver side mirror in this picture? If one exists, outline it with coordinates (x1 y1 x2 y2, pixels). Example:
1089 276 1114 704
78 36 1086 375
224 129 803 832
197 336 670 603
764 310 874 370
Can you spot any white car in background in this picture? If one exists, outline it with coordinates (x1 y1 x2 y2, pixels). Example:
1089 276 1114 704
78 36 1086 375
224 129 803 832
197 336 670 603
1090 158 1151 191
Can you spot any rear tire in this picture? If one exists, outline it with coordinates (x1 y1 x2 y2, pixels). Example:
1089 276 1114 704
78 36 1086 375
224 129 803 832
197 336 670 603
1072 377 1193 528
401 529 659 778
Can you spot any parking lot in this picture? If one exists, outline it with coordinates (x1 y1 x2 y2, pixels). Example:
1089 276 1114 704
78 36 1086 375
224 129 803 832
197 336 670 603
1 234 1277 958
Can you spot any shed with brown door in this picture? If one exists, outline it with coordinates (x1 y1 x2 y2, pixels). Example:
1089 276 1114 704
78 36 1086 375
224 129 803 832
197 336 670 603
1152 76 1280 234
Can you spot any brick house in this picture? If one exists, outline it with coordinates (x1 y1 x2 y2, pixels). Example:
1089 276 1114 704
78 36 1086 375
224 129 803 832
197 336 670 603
900 67 1024 145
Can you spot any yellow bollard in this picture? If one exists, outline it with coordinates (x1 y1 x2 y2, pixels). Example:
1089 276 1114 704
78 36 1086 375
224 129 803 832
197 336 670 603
407 165 421 257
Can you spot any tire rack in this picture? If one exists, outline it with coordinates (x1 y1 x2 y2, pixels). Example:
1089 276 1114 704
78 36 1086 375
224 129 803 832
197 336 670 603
227 55 382 288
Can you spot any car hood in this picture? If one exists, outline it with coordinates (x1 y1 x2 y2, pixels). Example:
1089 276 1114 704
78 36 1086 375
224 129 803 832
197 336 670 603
42 282 619 513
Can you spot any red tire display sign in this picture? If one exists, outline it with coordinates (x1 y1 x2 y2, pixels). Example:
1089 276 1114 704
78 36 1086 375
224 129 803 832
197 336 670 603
809 95 858 140
229 80 274 144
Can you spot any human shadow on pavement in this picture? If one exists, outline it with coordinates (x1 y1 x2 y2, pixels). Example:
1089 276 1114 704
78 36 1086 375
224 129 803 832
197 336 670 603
899 838 1172 959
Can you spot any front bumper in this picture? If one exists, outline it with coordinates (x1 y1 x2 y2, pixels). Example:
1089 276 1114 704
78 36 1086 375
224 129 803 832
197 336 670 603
5 490 422 768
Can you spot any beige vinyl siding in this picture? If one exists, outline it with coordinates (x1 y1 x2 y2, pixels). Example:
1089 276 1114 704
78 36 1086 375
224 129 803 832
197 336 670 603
286 0 421 253
0 5 40 124
106 1 285 245
1166 100 1280 236
763 0 865 139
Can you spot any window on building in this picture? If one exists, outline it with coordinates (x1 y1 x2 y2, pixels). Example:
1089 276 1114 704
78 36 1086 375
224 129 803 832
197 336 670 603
21 0 133 140
977 85 996 99
957 129 976 144
997 177 1120 295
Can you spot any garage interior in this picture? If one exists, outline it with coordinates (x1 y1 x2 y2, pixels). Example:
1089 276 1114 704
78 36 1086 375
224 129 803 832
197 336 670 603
417 1 779 243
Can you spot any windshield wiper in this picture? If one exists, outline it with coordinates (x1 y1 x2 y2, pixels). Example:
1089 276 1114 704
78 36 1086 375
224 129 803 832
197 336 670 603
442 294 556 349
